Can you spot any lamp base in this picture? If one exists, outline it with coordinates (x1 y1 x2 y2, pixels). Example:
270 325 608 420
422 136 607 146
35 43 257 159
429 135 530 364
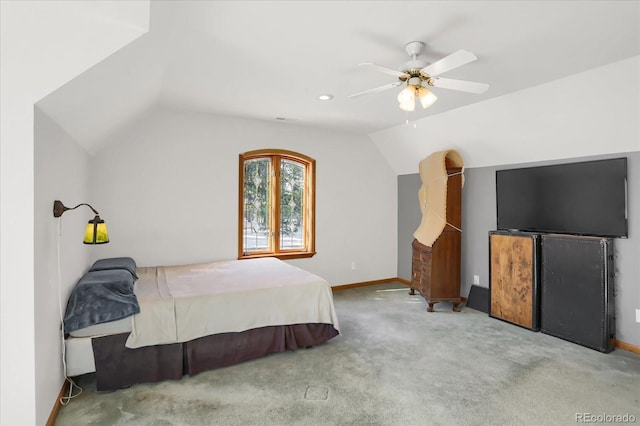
53 200 67 217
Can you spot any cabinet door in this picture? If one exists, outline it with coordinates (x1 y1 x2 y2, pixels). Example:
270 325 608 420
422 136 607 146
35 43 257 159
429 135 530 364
489 233 539 330
540 234 615 353
429 229 461 299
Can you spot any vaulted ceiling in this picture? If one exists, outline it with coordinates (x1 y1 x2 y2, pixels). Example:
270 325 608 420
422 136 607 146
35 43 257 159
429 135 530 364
37 1 640 154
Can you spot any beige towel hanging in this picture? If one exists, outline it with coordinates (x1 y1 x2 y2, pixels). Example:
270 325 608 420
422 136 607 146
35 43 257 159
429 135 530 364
413 150 464 247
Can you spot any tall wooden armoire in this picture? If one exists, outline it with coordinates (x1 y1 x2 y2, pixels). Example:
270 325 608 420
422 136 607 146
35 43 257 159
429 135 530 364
410 162 462 312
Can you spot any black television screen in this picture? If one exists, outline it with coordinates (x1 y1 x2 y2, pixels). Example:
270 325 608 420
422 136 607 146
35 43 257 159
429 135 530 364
496 158 628 238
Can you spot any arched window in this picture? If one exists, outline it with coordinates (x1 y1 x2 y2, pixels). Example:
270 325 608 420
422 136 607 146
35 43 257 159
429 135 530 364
238 149 316 259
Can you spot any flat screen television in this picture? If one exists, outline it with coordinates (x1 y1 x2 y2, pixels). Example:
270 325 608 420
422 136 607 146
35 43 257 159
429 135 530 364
496 158 628 238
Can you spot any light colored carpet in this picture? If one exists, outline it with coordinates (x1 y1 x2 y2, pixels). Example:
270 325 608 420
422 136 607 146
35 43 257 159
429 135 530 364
56 283 640 425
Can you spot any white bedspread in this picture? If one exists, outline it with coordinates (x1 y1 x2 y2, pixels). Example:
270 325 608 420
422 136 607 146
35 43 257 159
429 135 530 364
126 257 339 348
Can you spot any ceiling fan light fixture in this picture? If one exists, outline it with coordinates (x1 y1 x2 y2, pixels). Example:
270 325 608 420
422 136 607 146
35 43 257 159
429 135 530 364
398 99 415 112
417 86 437 109
397 86 415 104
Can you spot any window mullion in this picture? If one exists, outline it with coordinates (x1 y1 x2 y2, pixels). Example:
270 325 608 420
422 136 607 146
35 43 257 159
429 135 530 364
272 155 281 254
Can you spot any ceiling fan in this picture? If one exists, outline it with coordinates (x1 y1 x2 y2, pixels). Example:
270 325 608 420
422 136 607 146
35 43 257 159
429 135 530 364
349 41 489 111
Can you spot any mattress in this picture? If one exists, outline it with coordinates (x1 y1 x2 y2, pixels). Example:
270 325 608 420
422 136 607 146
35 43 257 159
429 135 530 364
69 317 132 338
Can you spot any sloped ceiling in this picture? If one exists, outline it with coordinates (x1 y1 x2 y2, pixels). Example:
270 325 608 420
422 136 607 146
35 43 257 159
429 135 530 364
37 1 640 154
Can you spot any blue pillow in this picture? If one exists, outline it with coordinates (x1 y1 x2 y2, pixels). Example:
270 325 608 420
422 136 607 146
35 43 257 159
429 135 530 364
89 257 138 279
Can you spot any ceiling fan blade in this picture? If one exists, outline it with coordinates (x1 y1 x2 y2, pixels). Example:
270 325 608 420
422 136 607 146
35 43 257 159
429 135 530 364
348 81 403 98
359 62 409 78
421 50 478 77
429 77 489 94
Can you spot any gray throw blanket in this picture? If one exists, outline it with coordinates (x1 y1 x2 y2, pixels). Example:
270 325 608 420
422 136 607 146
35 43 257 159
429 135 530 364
64 269 140 334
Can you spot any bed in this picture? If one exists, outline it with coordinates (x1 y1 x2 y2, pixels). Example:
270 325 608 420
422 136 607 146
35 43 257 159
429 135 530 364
64 257 340 391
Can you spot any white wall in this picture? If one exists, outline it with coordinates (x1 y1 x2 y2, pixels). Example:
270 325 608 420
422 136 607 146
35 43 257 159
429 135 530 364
89 107 398 286
0 2 149 424
371 56 640 173
33 108 94 421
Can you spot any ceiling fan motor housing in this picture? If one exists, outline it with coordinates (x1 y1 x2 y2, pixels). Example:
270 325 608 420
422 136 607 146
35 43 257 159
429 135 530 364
403 61 429 73
401 41 430 79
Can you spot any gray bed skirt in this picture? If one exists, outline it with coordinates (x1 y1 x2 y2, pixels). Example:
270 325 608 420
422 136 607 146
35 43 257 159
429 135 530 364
91 323 339 391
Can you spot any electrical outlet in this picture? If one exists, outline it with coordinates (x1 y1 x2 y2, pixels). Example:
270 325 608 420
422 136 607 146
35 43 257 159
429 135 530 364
473 275 480 285
351 261 357 271
636 309 640 323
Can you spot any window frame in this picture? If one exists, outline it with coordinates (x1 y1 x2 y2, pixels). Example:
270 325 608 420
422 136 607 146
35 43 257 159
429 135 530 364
238 149 316 260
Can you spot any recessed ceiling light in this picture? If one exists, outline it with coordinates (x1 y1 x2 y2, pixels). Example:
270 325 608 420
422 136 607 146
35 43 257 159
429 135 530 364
317 94 334 101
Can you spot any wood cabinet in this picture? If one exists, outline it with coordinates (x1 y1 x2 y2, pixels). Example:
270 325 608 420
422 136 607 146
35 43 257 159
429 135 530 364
410 166 462 312
489 231 540 330
488 231 615 352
